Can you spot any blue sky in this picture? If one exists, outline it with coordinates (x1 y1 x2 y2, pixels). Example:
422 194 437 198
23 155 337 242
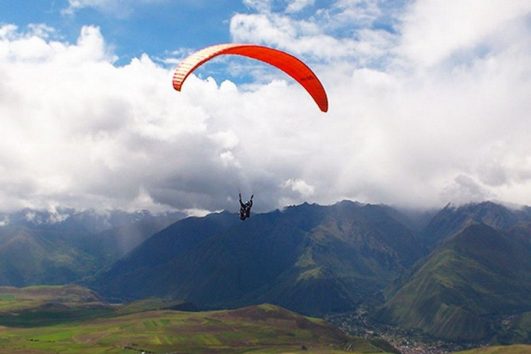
0 0 250 64
0 0 530 213
0 0 404 65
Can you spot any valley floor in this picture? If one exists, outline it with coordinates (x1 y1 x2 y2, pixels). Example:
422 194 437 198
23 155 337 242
0 286 393 354
0 308 388 353
326 308 490 354
327 309 531 354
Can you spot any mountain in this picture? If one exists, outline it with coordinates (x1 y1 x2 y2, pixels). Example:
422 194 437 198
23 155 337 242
0 224 96 286
0 209 184 286
95 201 423 315
420 201 531 249
378 222 531 342
84 211 188 266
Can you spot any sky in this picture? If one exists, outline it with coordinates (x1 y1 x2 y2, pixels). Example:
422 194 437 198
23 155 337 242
0 0 530 214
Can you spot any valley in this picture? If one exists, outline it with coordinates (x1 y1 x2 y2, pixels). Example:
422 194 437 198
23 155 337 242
0 201 530 353
0 286 389 353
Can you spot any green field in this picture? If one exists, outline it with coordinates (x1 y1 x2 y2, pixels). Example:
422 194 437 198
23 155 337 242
0 286 392 353
456 344 531 354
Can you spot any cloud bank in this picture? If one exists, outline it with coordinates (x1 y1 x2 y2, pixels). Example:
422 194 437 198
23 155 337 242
1 0 530 212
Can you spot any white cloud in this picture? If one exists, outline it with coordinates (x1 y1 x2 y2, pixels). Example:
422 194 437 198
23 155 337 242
283 178 315 196
324 0 383 26
1 0 530 213
63 0 115 14
286 0 315 13
243 0 274 13
397 0 531 67
230 0 397 64
226 0 531 208
62 0 165 16
441 175 494 205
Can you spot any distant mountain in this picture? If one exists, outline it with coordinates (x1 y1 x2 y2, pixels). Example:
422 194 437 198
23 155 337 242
378 222 531 342
420 201 531 249
85 211 188 267
1 208 162 233
0 209 184 286
95 201 423 315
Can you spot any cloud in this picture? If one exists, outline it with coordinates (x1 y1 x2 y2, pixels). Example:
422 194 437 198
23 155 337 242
62 0 165 16
231 0 398 66
227 0 531 208
1 0 531 213
397 0 531 67
243 0 275 13
63 0 117 14
279 178 315 206
285 0 315 13
284 178 314 195
441 175 493 205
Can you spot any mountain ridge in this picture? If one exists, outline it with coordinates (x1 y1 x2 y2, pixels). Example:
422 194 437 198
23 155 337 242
378 220 531 342
0 208 185 286
95 200 424 315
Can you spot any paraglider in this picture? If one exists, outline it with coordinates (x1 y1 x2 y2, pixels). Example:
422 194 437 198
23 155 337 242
172 44 326 219
239 193 253 221
172 43 328 112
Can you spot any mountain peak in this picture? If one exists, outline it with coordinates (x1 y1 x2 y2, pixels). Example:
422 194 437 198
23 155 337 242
421 200 531 248
95 200 423 315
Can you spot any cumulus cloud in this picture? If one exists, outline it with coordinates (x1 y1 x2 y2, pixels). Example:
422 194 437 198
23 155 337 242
280 178 315 205
1 0 531 213
0 25 223 211
283 178 315 196
229 0 531 208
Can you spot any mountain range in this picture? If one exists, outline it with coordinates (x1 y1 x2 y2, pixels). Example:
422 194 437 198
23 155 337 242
0 208 184 286
94 201 425 315
378 202 531 343
94 201 531 344
0 200 530 345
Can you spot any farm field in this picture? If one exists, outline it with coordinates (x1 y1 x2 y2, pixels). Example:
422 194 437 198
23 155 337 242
0 286 390 353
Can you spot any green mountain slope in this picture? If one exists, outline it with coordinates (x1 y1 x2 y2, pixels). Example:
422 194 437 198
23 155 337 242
0 226 99 286
378 223 531 342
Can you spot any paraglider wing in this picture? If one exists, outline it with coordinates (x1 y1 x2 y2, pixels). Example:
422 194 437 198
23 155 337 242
172 43 328 112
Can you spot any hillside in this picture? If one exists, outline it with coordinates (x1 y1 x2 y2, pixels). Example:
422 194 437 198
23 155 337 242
378 223 531 342
95 201 423 315
0 286 391 354
0 209 183 286
0 306 389 353
0 284 104 312
0 284 112 327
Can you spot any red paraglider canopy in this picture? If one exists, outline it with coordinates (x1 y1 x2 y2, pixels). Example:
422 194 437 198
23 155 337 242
173 43 328 112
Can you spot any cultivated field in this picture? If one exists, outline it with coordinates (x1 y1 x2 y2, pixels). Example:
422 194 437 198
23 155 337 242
0 286 390 353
